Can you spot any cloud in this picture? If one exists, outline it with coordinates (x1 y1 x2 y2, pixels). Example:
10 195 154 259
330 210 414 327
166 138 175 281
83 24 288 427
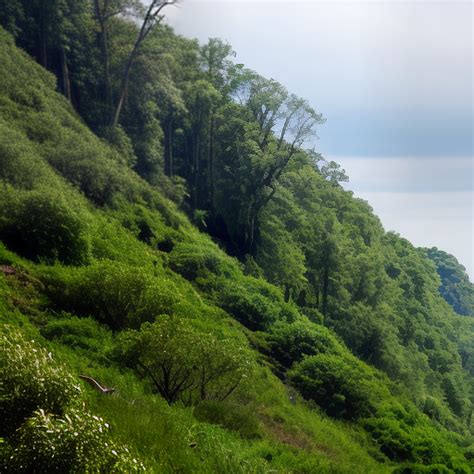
167 0 472 157
334 156 473 193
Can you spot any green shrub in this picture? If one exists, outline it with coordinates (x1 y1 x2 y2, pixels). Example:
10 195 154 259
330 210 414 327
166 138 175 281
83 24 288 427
0 325 81 436
268 319 344 369
41 315 113 361
288 354 378 420
117 316 253 404
215 276 297 331
0 185 90 265
364 413 471 472
169 242 238 280
41 260 179 330
7 408 145 473
0 121 51 189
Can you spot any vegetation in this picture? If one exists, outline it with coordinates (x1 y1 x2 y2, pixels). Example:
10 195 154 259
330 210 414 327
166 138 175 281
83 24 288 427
0 2 473 472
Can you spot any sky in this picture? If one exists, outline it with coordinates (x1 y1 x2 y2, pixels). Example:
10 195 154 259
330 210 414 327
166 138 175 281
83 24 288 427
165 0 473 280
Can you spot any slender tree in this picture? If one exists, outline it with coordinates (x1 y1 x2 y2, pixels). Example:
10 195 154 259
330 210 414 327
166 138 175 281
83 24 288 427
112 0 177 127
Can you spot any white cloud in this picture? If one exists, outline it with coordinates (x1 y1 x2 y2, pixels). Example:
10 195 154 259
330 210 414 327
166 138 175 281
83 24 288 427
335 156 473 193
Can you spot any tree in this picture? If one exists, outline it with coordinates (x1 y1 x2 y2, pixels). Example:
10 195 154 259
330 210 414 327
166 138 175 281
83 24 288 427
112 0 177 127
93 0 135 111
217 73 325 254
117 316 252 404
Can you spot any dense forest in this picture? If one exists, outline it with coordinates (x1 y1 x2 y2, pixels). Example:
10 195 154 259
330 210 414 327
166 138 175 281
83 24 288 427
0 1 473 472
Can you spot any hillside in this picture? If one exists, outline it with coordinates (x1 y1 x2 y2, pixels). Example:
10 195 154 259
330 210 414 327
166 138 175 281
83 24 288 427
0 6 473 473
424 248 474 317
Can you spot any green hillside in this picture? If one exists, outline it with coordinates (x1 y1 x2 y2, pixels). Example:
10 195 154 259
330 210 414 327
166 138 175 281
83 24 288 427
0 4 473 472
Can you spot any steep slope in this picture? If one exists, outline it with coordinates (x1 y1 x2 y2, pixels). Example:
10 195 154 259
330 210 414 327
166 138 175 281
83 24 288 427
0 27 473 473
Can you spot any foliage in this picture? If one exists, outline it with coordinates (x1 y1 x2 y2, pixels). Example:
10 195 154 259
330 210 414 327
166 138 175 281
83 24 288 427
424 247 474 316
117 316 253 404
268 319 344 369
0 185 90 265
288 354 383 420
41 260 179 330
0 325 81 436
6 408 145 473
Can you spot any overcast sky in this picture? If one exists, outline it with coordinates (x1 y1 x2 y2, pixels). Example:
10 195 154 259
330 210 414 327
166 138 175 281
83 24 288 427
166 0 473 280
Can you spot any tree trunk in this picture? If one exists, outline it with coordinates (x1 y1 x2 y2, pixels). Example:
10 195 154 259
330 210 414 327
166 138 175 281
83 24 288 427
322 266 329 316
208 111 215 209
60 48 72 102
193 130 200 209
164 116 174 176
111 1 176 127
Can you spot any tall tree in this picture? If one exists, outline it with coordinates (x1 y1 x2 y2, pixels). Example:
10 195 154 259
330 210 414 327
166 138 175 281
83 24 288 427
112 0 177 127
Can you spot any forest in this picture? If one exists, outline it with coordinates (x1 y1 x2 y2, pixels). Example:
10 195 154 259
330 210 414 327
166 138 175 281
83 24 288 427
0 1 473 472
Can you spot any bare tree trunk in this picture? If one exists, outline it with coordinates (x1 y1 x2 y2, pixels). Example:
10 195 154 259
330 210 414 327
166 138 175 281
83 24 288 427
208 110 215 209
193 131 200 208
60 48 72 102
112 0 176 128
165 116 174 176
322 266 329 316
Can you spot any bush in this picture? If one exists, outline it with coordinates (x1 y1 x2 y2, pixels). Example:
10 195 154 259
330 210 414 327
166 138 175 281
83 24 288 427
288 354 379 420
117 316 253 404
268 319 343 369
364 412 471 472
7 408 145 473
216 276 297 331
42 260 179 330
0 325 81 436
0 185 90 265
41 315 113 361
169 242 237 280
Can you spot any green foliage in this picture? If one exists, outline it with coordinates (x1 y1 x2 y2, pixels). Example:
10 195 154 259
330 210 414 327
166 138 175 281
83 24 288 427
364 408 471 472
169 241 238 280
0 325 81 436
7 408 145 473
215 276 298 331
41 315 113 362
424 247 474 316
268 319 344 369
0 185 90 265
288 354 382 420
117 315 253 404
0 14 472 473
41 260 179 330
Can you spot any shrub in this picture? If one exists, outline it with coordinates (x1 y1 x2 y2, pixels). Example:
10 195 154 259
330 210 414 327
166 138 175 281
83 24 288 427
0 121 51 189
288 354 378 420
168 242 237 280
41 315 113 361
364 412 471 472
216 276 297 331
117 316 253 404
268 319 344 369
0 325 81 436
0 185 90 265
42 261 179 330
7 408 145 473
